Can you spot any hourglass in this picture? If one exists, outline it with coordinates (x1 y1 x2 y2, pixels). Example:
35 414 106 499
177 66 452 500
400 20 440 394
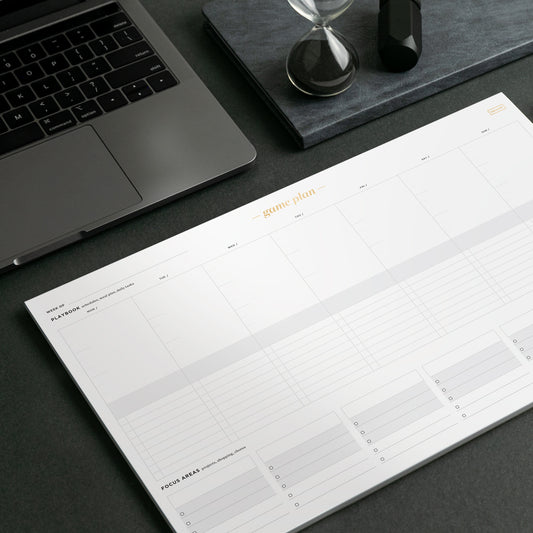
286 0 359 97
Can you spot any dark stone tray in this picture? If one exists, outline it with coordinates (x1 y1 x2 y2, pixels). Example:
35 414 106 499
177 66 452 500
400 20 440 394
203 0 533 148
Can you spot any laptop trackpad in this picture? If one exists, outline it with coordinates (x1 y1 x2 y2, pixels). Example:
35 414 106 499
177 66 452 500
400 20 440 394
0 126 141 264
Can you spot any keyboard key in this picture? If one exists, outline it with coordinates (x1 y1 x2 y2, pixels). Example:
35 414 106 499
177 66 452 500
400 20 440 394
97 90 127 112
72 100 102 122
123 80 152 102
0 4 119 54
105 55 165 88
80 77 110 98
55 87 84 108
32 76 61 97
42 34 70 54
65 45 94 65
14 63 45 84
0 122 44 155
17 43 46 64
0 52 21 73
40 53 69 75
4 106 33 129
91 13 131 36
114 27 142 47
29 96 60 119
57 66 86 88
66 25 96 46
107 41 153 69
0 72 19 92
6 86 36 107
147 70 178 92
0 94 9 113
0 117 6 134
89 35 118 56
81 57 111 78
40 110 76 135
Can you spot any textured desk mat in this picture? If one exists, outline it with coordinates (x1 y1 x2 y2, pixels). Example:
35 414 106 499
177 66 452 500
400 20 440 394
203 0 533 148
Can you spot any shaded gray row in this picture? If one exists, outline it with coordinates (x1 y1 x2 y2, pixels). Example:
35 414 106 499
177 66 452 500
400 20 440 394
358 396 442 443
275 439 361 490
510 323 533 350
350 381 431 426
351 383 442 443
430 342 508 384
178 468 274 532
443 357 520 400
264 423 351 471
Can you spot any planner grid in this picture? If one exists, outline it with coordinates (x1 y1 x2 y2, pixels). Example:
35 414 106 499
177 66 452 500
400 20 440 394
60 118 533 500
29 97 533 533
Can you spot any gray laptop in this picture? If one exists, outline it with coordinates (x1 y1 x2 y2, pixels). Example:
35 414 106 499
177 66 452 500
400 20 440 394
0 0 256 272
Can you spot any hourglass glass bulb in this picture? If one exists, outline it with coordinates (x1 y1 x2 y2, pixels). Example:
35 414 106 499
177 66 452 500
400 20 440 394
286 0 358 96
287 0 354 25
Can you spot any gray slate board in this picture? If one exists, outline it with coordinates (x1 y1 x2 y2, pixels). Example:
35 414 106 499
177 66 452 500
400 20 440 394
202 0 533 148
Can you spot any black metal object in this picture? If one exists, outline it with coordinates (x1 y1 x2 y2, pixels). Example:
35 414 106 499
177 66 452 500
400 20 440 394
378 0 422 72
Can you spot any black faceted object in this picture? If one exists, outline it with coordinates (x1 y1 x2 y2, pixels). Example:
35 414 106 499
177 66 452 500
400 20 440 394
378 0 422 72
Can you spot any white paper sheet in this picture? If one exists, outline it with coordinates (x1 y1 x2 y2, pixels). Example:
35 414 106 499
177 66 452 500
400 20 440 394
27 94 533 533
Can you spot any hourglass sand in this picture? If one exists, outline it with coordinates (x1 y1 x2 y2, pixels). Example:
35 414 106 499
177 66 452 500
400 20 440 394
286 0 359 97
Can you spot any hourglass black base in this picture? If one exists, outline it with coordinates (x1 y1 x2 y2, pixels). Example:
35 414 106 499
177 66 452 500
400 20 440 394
286 25 359 97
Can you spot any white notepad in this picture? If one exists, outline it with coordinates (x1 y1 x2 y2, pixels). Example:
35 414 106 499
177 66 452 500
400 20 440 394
27 94 533 533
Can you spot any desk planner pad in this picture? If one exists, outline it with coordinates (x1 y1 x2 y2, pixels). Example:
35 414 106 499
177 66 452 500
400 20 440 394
203 0 533 148
28 94 533 532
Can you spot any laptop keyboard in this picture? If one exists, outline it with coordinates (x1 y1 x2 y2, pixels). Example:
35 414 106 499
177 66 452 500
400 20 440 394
0 3 178 157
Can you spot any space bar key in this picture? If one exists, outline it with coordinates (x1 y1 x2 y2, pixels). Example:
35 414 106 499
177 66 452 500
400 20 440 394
0 123 45 157
105 56 165 88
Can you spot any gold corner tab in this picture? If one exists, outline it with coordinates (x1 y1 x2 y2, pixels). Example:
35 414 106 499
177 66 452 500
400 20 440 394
487 104 506 116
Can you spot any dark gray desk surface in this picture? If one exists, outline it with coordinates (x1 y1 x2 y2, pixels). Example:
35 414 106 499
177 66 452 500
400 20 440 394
1 1 532 532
